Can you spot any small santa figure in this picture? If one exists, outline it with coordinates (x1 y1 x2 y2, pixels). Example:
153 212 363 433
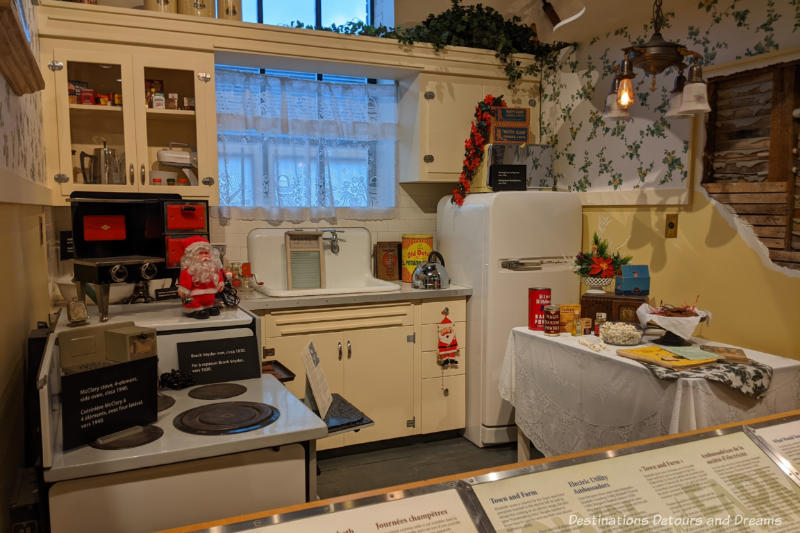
177 236 225 319
437 307 459 367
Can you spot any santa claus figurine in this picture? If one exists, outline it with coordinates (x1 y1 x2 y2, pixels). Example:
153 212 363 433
177 236 225 319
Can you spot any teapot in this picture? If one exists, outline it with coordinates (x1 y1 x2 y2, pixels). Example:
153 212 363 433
80 140 124 184
412 251 451 289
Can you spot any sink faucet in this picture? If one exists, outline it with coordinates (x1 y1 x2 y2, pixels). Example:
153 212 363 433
322 229 344 255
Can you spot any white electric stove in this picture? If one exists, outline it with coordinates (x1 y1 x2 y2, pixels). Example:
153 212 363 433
39 303 328 533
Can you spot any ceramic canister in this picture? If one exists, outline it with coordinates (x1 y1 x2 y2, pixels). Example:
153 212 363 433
178 0 213 17
401 234 433 283
217 0 241 20
144 0 177 13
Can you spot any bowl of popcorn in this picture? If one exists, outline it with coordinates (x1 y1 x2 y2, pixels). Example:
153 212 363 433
599 322 643 346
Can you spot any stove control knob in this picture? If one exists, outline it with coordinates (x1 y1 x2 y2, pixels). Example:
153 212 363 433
140 262 158 280
110 264 129 283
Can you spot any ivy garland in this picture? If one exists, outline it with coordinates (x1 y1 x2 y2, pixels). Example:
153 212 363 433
452 95 506 206
290 0 574 87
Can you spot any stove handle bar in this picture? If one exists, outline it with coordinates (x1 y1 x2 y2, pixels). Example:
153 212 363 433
66 197 166 203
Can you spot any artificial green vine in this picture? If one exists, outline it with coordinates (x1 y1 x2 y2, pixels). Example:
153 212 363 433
290 0 574 87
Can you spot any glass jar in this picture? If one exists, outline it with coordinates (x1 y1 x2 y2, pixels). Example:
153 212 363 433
594 312 607 336
543 305 561 336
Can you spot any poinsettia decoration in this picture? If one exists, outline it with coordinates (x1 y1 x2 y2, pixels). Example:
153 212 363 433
573 233 632 278
451 94 506 205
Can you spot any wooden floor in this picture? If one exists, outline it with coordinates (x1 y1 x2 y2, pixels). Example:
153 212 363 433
316 431 539 499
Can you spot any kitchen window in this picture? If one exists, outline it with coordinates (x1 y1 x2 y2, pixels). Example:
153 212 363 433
242 0 372 28
216 66 397 221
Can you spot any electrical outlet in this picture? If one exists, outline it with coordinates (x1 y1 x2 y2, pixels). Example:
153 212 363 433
665 214 678 238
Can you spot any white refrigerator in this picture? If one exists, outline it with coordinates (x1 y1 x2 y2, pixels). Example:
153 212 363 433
436 191 581 447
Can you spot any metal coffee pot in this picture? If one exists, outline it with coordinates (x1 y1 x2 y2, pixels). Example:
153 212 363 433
412 251 451 289
80 141 124 184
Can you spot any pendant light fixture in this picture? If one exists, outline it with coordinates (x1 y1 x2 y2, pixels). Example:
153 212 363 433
677 64 711 114
615 0 708 115
603 78 632 121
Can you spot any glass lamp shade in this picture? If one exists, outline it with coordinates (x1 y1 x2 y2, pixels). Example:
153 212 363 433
677 82 711 114
603 92 632 120
616 77 635 109
665 92 692 118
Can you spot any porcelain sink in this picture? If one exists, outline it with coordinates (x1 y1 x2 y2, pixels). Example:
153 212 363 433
247 227 401 297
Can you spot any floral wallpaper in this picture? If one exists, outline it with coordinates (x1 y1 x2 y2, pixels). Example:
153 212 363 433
0 0 45 185
541 0 800 193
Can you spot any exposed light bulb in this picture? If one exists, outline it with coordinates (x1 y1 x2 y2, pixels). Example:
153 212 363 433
616 78 634 110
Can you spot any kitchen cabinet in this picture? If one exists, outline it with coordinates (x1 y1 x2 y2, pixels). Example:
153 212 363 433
398 74 539 183
261 297 468 450
40 39 218 204
263 303 416 450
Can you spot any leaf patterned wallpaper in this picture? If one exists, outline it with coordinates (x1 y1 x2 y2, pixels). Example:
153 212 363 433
541 0 800 193
0 0 44 185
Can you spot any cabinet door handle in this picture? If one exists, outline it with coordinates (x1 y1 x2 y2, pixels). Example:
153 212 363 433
338 341 343 361
129 164 134 185
346 340 352 359
140 164 146 185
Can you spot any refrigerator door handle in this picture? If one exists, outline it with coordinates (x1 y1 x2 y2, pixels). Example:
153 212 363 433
500 259 543 271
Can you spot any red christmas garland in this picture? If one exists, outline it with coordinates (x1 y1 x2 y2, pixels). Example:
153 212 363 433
451 94 507 206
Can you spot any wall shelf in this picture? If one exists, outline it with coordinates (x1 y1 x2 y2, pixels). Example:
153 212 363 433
69 103 123 112
146 108 196 116
0 0 45 95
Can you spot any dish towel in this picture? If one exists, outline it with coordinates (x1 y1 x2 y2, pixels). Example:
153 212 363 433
642 360 773 399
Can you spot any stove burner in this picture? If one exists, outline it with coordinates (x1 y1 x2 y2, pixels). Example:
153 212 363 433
173 401 279 435
188 383 247 400
90 425 164 450
157 393 176 412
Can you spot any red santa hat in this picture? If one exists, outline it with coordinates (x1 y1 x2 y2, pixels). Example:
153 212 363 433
183 235 210 255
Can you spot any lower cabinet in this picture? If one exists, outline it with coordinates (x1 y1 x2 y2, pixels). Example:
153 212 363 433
261 297 468 450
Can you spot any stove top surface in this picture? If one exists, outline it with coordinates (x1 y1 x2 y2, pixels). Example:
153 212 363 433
45 376 327 483
173 401 279 435
188 383 247 400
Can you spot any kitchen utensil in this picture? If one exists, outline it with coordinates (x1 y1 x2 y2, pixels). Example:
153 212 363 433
80 140 124 184
157 142 198 185
411 251 450 289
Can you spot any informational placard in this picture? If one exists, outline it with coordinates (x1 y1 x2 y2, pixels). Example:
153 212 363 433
249 490 478 532
177 336 260 385
472 432 800 532
754 420 800 469
302 342 332 419
60 357 157 450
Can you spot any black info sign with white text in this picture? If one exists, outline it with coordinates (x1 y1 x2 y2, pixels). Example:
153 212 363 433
61 357 158 450
177 336 261 384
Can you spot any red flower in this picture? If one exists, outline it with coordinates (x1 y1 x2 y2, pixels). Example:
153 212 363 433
484 94 495 105
588 256 615 278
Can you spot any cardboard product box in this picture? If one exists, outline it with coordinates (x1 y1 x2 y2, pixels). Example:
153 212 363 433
489 123 530 144
491 107 530 124
375 241 401 281
615 265 650 296
559 304 581 333
105 326 158 362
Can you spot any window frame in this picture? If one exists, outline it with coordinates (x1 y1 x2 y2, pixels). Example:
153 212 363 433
251 0 374 28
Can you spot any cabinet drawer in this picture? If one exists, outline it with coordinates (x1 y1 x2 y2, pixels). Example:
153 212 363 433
165 201 207 233
265 303 413 337
420 298 466 324
420 375 465 434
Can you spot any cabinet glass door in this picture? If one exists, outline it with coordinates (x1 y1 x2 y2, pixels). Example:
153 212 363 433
134 53 217 199
52 50 137 194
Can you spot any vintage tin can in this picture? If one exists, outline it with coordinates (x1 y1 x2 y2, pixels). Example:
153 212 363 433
217 0 242 19
543 305 561 336
178 0 213 16
144 0 177 13
528 287 551 331
401 234 433 283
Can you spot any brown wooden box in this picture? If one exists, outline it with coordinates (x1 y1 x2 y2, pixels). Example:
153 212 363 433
580 293 647 323
375 241 401 281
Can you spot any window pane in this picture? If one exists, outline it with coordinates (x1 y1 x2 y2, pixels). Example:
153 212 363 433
262 0 314 26
322 0 367 26
241 0 258 23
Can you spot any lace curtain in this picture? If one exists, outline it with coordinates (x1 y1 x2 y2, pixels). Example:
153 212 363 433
216 68 398 222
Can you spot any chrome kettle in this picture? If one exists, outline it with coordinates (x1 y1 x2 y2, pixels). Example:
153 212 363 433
80 141 124 185
412 251 451 289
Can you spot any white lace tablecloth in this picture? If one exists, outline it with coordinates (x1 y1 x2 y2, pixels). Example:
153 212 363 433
499 327 800 457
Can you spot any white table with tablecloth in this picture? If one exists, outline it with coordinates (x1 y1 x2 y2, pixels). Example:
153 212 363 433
499 327 800 460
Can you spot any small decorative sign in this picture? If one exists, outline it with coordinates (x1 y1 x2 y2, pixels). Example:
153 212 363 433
177 336 260 384
489 164 526 191
302 341 332 419
60 357 158 450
